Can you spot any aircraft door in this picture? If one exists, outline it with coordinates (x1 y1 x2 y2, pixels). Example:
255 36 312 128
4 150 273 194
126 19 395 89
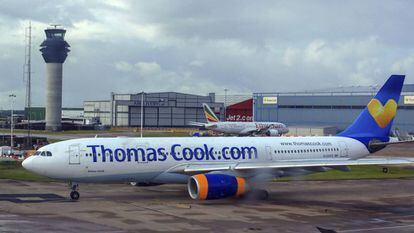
69 144 81 165
339 141 349 158
265 146 273 160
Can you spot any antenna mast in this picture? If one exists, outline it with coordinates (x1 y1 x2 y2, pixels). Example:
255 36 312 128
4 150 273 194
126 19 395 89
24 21 32 147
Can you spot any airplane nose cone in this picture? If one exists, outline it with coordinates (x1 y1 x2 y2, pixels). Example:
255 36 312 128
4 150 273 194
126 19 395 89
22 157 34 171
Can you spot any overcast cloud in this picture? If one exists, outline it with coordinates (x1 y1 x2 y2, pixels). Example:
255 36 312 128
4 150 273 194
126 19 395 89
1 0 414 109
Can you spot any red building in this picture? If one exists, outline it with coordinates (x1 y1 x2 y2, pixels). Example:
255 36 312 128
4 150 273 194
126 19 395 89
225 99 253 122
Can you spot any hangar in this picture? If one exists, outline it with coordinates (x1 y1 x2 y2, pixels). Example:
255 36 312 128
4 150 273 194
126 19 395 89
225 99 253 122
84 92 224 127
253 84 414 132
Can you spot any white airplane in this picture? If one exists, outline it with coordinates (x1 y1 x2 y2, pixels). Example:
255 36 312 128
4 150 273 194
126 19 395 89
189 103 289 136
23 75 414 201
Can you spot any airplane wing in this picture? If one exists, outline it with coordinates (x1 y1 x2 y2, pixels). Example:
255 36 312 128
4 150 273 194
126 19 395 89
255 126 271 135
241 126 277 136
169 157 414 174
239 128 262 136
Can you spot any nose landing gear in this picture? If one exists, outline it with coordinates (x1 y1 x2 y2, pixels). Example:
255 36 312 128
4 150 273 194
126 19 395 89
69 182 80 200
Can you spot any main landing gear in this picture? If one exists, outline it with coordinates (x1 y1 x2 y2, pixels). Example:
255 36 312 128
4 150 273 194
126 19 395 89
245 189 269 200
69 182 80 200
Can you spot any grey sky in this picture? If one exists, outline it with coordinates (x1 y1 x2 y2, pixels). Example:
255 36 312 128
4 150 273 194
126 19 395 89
1 0 414 109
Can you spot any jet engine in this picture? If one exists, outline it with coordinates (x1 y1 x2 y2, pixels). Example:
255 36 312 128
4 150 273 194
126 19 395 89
266 129 280 136
188 174 247 200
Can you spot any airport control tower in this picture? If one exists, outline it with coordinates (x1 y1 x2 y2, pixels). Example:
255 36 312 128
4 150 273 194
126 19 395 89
40 26 70 131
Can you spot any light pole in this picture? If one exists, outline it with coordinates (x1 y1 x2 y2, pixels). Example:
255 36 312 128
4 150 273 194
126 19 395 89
224 88 228 121
9 94 16 154
140 92 144 138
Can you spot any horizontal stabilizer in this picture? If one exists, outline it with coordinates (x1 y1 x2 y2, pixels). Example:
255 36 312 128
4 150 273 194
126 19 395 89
370 139 414 147
188 121 207 127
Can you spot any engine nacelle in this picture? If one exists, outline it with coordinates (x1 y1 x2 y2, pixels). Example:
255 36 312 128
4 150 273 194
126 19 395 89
188 174 247 200
266 129 280 136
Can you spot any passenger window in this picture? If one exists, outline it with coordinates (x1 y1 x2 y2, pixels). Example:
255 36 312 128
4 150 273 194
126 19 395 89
46 151 52 157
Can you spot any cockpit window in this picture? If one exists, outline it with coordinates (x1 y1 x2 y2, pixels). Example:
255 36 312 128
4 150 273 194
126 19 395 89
33 151 52 157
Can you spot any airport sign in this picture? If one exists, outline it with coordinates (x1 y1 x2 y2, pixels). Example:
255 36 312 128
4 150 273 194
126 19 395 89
263 96 278 104
404 95 414 105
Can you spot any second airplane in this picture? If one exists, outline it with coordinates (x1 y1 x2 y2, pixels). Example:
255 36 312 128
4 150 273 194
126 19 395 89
189 103 289 136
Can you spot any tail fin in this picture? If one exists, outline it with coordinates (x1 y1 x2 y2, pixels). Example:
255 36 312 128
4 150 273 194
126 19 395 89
338 75 405 147
202 103 220 123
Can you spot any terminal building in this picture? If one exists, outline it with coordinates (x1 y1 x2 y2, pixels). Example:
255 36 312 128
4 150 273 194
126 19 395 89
253 84 414 133
84 92 224 127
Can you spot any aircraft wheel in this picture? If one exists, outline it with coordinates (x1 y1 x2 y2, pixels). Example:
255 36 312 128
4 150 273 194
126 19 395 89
70 191 80 200
382 167 389 173
257 190 269 200
245 189 269 200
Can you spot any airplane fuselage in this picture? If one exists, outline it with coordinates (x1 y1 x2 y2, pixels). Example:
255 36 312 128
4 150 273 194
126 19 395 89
23 136 368 184
206 122 288 135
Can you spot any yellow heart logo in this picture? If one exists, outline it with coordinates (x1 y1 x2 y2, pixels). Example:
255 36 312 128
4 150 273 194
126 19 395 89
367 99 397 128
